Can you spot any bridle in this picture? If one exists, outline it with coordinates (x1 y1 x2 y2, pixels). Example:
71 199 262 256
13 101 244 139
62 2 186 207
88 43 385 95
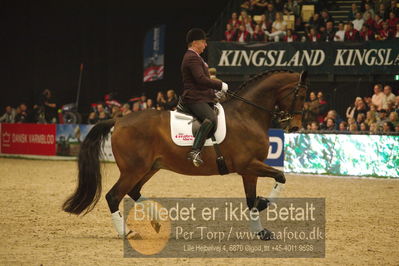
225 74 308 124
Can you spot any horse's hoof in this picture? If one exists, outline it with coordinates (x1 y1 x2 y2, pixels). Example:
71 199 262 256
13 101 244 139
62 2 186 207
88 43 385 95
126 230 142 240
151 220 161 233
257 229 274 241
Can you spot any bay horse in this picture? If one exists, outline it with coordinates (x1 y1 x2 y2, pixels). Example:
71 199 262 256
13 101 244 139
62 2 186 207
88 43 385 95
63 69 308 240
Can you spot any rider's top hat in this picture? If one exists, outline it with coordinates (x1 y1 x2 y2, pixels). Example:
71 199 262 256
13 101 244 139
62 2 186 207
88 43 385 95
186 28 207 43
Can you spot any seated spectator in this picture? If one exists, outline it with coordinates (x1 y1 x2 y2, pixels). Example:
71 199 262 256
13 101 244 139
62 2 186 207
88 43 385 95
373 14 384 32
317 91 329 123
324 118 336 131
252 24 266 41
376 22 394 40
360 24 375 40
377 3 388 20
346 97 362 119
302 91 320 126
354 99 369 120
321 21 335 42
110 105 122 118
87 112 98 124
371 83 384 110
356 113 366 127
310 121 319 131
239 10 250 24
349 123 358 132
138 94 147 110
156 91 166 110
388 111 399 127
334 22 346 41
349 3 360 21
382 85 396 110
258 14 272 32
394 23 399 38
265 12 287 42
345 22 360 40
369 122 379 133
387 11 399 30
274 0 284 12
307 27 321 42
363 3 375 19
352 12 364 31
387 0 399 17
363 11 375 29
242 16 254 35
95 103 110 119
146 98 156 110
228 12 241 29
0 105 16 123
252 0 268 15
339 121 348 131
121 103 132 116
395 124 399 133
283 29 298 42
264 3 276 24
237 25 251 42
365 110 377 127
324 110 342 129
359 122 369 132
132 102 140 112
164 90 178 110
224 23 236 42
283 0 295 15
377 109 389 128
320 10 334 32
14 103 29 123
240 1 253 14
382 121 395 132
305 13 323 34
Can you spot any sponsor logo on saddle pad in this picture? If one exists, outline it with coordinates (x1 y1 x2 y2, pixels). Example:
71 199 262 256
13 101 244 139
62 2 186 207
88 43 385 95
170 103 227 147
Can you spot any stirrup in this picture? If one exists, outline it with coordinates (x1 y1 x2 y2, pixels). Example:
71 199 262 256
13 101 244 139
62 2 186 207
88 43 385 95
187 150 203 167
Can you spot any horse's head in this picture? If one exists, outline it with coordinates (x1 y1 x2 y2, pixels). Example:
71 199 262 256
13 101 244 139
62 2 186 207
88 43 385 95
275 71 308 132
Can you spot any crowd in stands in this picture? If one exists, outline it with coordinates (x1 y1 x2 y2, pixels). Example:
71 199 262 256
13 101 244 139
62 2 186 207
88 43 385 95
0 89 179 125
223 0 399 42
302 84 399 134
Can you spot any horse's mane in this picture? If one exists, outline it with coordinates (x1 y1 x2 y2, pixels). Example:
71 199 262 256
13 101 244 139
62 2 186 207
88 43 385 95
235 69 295 93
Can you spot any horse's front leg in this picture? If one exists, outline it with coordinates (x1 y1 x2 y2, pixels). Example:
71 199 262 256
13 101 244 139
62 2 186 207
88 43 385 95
241 175 273 240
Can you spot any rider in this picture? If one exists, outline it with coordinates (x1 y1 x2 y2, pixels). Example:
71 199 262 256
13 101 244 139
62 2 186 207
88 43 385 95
181 28 229 167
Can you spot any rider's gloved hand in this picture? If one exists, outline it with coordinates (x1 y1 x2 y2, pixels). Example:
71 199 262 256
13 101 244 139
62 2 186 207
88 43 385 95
221 82 229 93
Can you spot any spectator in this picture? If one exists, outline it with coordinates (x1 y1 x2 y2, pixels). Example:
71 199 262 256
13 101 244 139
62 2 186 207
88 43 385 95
363 11 375 29
264 3 276 24
324 118 336 130
356 113 366 127
307 27 321 42
146 99 156 110
14 103 29 123
377 109 389 129
310 121 319 131
87 112 98 124
394 23 399 38
317 91 329 123
265 12 287 42
346 97 362 119
334 22 346 41
377 3 389 20
354 99 369 119
156 91 166 109
339 121 348 131
240 1 254 14
41 89 57 123
349 3 360 20
387 0 399 17
396 124 399 133
228 12 241 29
353 12 365 31
394 95 399 112
164 90 178 110
363 3 375 19
365 110 377 127
239 10 250 24
110 105 122 118
283 29 298 42
388 111 399 127
324 109 342 129
360 24 375 40
237 24 251 42
387 11 399 30
274 0 285 12
258 14 272 32
382 121 395 132
371 84 384 110
376 22 394 40
95 103 109 118
132 102 140 112
373 14 384 32
345 22 360 40
361 0 375 12
369 122 379 133
224 24 236 41
382 85 396 110
252 24 266 41
243 16 255 35
349 123 358 132
0 105 16 123
121 103 132 116
139 94 147 110
359 122 369 132
303 91 320 126
252 0 268 15
320 10 334 31
283 0 295 15
305 13 323 33
321 21 335 41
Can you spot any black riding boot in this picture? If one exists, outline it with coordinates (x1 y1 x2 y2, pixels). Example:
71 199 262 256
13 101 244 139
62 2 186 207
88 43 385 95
187 118 214 167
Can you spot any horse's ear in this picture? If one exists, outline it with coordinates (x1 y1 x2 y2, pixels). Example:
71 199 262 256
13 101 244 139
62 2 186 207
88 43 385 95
299 70 308 84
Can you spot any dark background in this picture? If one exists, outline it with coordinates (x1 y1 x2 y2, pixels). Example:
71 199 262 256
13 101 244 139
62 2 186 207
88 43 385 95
0 0 230 114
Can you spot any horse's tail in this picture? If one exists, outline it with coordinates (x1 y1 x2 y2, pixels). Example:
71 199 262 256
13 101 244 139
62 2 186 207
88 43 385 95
62 119 115 215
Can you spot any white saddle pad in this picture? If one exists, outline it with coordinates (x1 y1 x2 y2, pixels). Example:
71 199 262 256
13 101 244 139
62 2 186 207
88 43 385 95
170 103 227 146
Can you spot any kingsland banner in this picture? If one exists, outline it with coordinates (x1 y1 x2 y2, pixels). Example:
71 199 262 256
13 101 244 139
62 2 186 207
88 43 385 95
207 39 399 75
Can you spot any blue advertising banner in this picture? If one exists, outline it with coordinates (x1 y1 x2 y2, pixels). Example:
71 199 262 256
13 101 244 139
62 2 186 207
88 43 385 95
264 129 284 168
143 25 166 82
